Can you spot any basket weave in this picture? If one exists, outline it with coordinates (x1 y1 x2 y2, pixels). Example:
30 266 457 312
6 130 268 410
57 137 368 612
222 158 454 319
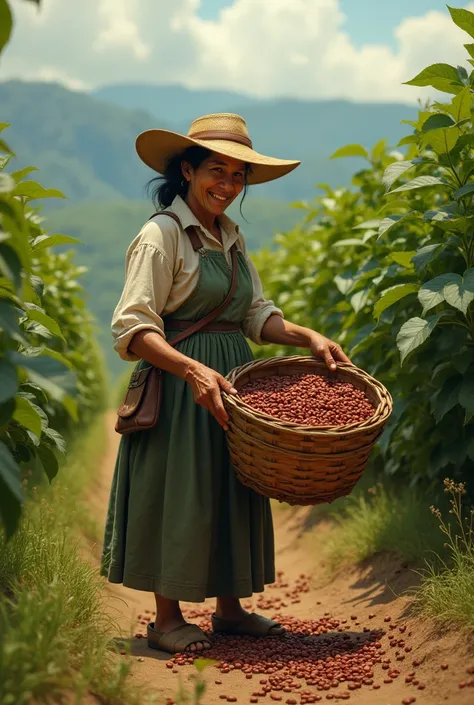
222 356 392 506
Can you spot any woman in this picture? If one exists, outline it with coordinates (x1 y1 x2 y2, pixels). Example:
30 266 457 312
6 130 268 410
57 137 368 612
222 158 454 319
101 113 350 655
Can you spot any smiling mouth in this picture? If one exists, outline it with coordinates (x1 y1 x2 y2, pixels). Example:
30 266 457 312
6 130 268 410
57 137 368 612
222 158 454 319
209 191 229 203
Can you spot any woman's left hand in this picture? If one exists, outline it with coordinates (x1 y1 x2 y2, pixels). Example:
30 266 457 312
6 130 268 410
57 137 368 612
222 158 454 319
310 333 352 370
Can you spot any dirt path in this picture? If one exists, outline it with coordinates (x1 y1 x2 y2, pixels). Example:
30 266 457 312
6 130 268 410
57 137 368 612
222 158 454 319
87 413 474 705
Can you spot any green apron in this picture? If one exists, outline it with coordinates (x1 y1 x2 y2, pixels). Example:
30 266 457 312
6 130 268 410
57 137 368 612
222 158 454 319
101 247 275 601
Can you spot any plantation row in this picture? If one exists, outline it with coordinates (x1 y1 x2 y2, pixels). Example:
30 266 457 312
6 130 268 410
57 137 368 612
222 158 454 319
254 6 474 487
0 121 106 535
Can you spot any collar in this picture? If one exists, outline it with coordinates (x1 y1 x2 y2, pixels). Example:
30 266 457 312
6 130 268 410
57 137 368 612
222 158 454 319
168 195 241 251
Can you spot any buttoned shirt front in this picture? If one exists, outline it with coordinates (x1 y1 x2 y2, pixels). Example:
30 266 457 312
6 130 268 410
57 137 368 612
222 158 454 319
111 195 283 361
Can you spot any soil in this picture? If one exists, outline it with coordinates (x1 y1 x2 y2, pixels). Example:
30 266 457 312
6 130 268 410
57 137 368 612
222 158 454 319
85 413 474 705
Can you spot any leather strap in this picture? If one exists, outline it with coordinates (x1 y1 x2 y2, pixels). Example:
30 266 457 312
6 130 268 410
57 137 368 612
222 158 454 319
165 319 241 332
147 209 239 349
149 210 203 251
190 130 253 149
169 244 239 348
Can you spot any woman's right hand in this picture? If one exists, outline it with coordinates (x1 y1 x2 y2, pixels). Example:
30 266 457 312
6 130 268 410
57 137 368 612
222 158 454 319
185 362 237 431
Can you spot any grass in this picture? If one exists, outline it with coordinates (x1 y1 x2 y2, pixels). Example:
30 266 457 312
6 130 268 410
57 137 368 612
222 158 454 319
414 479 474 630
0 419 156 705
321 482 447 572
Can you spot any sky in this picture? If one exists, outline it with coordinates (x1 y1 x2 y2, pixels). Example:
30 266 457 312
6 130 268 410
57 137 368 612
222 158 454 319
1 0 474 104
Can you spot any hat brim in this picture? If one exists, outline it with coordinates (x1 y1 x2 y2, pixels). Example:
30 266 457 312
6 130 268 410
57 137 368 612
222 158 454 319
135 129 300 185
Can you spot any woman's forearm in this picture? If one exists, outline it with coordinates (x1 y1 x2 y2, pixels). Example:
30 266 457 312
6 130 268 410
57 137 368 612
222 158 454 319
128 329 199 380
260 314 315 348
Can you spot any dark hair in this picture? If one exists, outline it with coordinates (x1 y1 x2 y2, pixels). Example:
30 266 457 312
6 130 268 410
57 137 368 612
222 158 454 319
146 145 251 217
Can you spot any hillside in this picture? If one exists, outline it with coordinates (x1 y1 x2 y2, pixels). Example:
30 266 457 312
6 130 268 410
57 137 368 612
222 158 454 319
45 196 301 378
0 80 157 203
1 80 417 204
92 83 260 124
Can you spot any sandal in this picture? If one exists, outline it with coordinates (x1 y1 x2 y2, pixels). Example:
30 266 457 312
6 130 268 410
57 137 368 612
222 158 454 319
211 613 286 637
147 622 212 654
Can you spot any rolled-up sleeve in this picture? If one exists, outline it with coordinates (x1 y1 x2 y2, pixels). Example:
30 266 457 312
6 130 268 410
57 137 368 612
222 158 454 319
111 243 173 362
242 253 284 345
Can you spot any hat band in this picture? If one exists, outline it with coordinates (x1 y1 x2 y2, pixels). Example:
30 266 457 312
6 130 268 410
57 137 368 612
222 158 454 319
189 129 253 149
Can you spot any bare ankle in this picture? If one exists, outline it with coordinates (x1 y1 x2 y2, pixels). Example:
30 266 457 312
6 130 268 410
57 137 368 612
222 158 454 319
215 597 247 620
154 594 183 626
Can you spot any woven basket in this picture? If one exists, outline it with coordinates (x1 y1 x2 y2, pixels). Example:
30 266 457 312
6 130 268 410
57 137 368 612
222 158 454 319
222 356 392 506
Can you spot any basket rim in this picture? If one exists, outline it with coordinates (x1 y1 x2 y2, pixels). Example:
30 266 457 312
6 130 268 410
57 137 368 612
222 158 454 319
223 356 392 436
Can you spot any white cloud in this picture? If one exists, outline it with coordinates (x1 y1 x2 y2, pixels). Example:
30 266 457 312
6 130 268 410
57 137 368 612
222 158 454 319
1 0 474 103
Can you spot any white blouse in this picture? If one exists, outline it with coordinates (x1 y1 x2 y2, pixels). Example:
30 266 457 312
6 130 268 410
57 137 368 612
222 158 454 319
111 195 283 361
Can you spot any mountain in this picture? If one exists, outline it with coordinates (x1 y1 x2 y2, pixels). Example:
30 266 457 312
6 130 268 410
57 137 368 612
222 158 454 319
0 80 418 206
0 80 159 204
92 83 260 125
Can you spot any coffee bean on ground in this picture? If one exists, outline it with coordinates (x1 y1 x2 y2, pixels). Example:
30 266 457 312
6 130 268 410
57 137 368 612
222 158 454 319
238 374 374 427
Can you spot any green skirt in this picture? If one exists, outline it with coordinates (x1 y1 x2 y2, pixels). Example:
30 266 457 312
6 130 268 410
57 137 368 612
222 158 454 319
101 329 275 602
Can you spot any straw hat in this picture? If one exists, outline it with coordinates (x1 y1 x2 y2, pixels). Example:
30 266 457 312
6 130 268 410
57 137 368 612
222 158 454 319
136 113 300 185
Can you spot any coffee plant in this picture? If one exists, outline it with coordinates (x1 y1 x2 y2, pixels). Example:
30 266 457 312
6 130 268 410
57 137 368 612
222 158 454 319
254 5 474 486
0 122 106 537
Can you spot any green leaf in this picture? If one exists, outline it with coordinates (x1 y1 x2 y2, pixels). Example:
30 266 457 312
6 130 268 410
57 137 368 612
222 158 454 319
11 166 38 183
31 233 81 251
0 359 18 404
330 144 368 160
26 309 65 341
25 346 74 370
43 427 66 454
382 160 419 192
350 289 370 313
0 138 13 155
459 374 474 424
0 173 14 193
374 283 419 321
403 63 462 95
378 212 419 238
6 350 76 401
13 396 42 438
444 85 472 121
452 351 473 374
0 243 22 291
418 273 459 314
390 251 416 268
433 377 463 423
443 268 474 314
0 398 14 426
412 244 442 272
372 138 387 160
465 43 474 59
334 273 355 296
397 134 418 147
0 441 24 538
332 238 366 247
0 441 23 503
396 315 443 364
454 182 474 199
421 113 456 131
420 126 460 155
378 199 412 214
0 299 21 337
353 219 381 230
194 658 219 673
389 175 447 194
36 444 59 483
448 6 474 40
12 181 66 201
0 0 13 54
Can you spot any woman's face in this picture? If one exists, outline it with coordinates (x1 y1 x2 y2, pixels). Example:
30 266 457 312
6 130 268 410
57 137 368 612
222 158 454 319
182 152 246 217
